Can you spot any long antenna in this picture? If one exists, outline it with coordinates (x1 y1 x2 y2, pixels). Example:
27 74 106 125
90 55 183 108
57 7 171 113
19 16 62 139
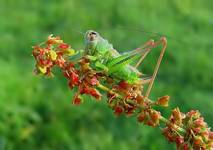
72 30 84 35
115 26 180 42
70 29 84 35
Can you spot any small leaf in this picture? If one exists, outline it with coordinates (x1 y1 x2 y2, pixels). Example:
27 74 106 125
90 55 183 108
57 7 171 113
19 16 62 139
38 66 47 74
50 50 57 60
65 49 76 56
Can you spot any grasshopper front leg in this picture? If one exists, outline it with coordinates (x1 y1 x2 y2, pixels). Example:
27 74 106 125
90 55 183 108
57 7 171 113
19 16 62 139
84 55 109 72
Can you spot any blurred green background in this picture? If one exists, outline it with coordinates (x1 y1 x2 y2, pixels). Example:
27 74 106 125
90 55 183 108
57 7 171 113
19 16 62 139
0 0 213 149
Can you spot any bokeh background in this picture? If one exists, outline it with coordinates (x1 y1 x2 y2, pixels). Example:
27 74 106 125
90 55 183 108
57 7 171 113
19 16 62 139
0 0 213 149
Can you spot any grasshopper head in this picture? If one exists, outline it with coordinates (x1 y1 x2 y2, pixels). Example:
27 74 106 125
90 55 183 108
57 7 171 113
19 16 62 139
84 30 100 47
85 30 99 41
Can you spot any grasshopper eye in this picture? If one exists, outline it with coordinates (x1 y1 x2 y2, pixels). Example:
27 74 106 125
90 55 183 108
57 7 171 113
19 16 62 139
87 31 98 41
90 32 97 35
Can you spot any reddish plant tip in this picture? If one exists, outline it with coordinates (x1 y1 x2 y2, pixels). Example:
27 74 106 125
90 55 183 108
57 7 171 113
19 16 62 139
194 117 206 127
58 43 70 49
163 108 213 149
79 85 102 100
90 76 99 86
135 95 144 104
71 72 79 85
125 108 135 116
114 106 124 116
137 113 146 122
118 81 129 90
89 88 102 100
183 143 189 150
73 97 82 106
209 132 213 140
175 137 184 146
137 109 160 127
46 34 63 45
150 110 160 122
156 95 170 107
171 107 182 124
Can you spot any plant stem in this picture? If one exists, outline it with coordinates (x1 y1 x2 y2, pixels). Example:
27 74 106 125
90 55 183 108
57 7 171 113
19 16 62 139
159 116 185 133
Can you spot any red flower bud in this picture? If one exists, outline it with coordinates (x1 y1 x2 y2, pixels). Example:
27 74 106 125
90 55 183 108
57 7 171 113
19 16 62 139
47 35 63 45
194 136 203 146
137 113 146 122
56 56 66 68
58 43 70 49
89 88 102 100
175 137 184 146
135 95 144 104
156 95 170 107
183 143 189 150
125 108 135 116
172 108 182 124
146 120 154 126
114 106 123 116
79 86 89 94
63 71 70 79
118 81 129 90
73 96 82 106
193 127 201 134
71 72 79 85
90 76 99 86
187 110 200 118
209 132 213 140
194 117 205 127
150 110 160 122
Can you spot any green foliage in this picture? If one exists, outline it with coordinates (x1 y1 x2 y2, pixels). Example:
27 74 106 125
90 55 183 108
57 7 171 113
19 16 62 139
0 0 212 149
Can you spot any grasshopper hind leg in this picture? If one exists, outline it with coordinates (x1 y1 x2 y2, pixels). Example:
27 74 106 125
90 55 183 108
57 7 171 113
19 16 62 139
133 37 167 98
145 37 167 98
139 77 152 85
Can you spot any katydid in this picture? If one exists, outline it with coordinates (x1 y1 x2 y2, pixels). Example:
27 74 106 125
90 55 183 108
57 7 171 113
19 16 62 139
84 30 167 98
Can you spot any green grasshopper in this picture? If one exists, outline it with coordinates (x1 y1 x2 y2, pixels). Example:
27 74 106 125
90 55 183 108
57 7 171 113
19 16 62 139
83 30 167 98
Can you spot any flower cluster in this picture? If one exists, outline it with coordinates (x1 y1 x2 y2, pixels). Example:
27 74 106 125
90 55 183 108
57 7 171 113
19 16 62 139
106 81 171 128
32 35 102 105
32 35 75 76
32 35 213 150
163 108 213 149
107 81 145 116
137 108 161 127
72 57 102 104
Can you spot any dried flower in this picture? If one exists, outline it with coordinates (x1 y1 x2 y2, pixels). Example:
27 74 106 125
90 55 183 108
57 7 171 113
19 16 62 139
118 81 129 90
137 112 146 123
89 88 102 100
58 43 70 49
89 76 99 86
156 95 170 107
73 94 82 105
171 107 182 125
114 106 124 116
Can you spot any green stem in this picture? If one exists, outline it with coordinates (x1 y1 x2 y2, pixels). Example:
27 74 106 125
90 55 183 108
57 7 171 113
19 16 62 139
160 116 185 133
